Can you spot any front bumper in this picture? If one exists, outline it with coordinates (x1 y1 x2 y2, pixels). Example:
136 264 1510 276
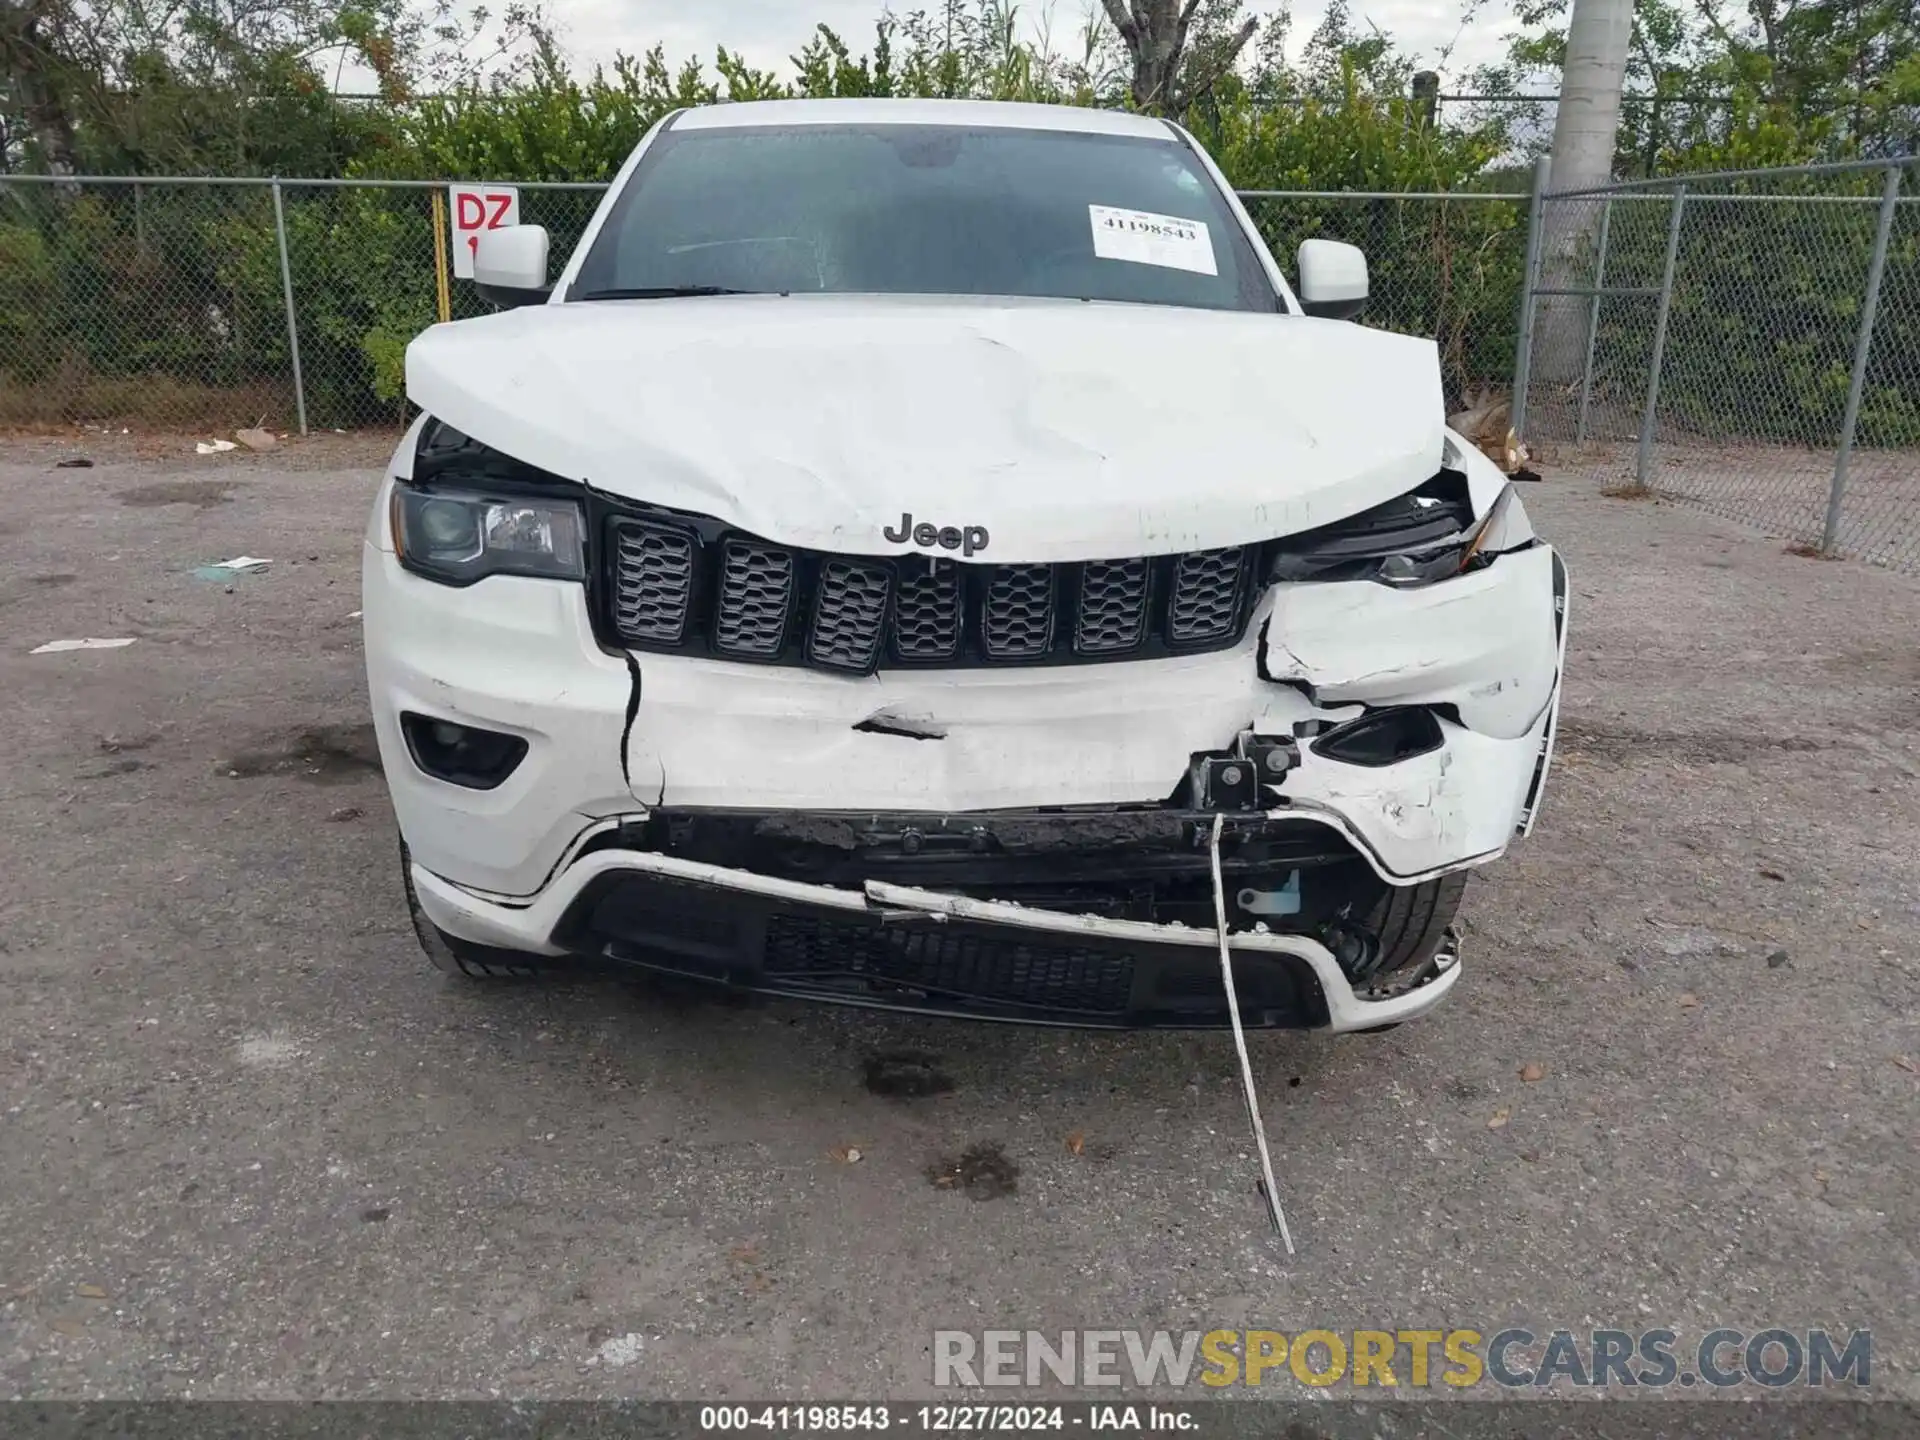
364 479 1563 1031
410 845 1461 1032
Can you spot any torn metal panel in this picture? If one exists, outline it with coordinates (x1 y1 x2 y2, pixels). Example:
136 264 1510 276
405 295 1445 565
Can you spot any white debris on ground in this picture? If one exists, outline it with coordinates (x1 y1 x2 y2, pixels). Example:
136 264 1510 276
236 1033 308 1068
592 1333 646 1368
31 638 136 654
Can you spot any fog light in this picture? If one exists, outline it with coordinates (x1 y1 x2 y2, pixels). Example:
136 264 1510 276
1310 707 1444 768
400 712 528 790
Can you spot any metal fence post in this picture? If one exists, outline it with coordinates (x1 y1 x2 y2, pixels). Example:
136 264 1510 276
1510 155 1552 442
1635 184 1687 487
1575 195 1612 446
270 180 309 436
1821 164 1903 555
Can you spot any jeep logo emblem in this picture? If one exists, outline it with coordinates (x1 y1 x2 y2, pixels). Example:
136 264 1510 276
884 512 989 557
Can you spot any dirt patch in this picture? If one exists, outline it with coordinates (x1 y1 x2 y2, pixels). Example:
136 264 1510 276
1600 479 1656 500
118 480 242 509
862 1051 955 1098
30 574 77 588
926 1142 1019 1201
80 758 147 779
218 723 380 785
1556 721 1828 767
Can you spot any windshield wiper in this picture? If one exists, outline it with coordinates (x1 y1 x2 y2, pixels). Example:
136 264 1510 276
573 285 758 300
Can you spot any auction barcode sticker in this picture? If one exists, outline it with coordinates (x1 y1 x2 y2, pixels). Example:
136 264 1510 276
1088 204 1218 275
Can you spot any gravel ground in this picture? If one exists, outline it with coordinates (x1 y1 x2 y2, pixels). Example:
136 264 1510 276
1 433 1916 1402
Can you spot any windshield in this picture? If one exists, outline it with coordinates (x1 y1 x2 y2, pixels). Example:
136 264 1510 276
570 122 1281 313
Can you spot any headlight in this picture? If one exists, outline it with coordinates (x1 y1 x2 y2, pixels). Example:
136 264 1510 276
391 479 585 585
1269 474 1533 588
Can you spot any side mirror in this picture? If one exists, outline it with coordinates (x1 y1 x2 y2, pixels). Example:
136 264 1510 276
1296 239 1368 320
473 225 551 309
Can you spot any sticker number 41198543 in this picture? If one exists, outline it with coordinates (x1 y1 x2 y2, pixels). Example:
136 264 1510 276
1088 204 1218 276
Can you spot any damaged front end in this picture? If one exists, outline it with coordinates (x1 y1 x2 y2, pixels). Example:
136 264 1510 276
374 416 1563 1033
552 794 1452 1028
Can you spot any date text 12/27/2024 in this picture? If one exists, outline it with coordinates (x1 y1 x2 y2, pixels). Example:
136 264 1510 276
698 1406 1200 1432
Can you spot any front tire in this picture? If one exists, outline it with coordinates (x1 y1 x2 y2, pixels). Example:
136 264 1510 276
1362 870 1468 983
400 838 559 979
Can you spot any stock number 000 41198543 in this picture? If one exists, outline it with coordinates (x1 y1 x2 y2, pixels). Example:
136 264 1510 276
699 1405 1079 1431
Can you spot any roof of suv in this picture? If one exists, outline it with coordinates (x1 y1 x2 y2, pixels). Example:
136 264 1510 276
668 98 1178 139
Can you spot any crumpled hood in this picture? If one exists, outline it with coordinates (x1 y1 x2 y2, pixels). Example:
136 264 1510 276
406 293 1445 563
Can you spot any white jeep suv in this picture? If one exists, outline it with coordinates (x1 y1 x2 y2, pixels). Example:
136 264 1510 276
362 98 1567 1032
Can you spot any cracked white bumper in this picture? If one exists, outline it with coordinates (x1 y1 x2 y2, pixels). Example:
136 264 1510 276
408 848 1463 1033
364 472 1561 1030
364 537 1561 898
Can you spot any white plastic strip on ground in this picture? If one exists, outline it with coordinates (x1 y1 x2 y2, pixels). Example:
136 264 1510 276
1209 813 1295 1254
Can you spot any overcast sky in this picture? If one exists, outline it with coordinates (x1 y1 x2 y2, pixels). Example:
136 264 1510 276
532 1 1523 86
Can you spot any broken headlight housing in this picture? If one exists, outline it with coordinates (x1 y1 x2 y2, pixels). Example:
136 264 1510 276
1268 469 1533 588
391 421 586 586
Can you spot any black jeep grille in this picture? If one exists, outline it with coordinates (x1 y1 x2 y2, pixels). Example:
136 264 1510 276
1168 546 1249 644
604 515 1258 674
712 540 794 658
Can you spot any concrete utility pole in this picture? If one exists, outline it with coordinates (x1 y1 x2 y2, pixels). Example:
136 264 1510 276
1534 0 1635 382
1547 0 1635 200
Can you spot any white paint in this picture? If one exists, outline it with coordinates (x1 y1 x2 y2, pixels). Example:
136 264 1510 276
447 184 520 281
406 296 1444 565
1088 205 1217 275
1261 545 1560 739
31 638 135 654
472 224 548 292
1296 239 1368 311
412 101 1389 564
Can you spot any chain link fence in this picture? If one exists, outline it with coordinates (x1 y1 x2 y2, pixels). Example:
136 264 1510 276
0 176 606 433
1513 157 1920 572
8 162 1915 572
0 174 1526 435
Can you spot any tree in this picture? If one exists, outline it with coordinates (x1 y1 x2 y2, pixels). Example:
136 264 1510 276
1 0 81 177
1098 0 1258 115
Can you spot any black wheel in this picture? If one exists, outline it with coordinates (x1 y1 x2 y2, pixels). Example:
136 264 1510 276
400 837 559 979
1360 870 1468 984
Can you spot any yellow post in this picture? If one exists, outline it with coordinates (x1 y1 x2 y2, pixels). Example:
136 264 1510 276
430 190 452 324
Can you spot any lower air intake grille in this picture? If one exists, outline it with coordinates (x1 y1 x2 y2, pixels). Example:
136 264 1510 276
763 913 1135 1014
